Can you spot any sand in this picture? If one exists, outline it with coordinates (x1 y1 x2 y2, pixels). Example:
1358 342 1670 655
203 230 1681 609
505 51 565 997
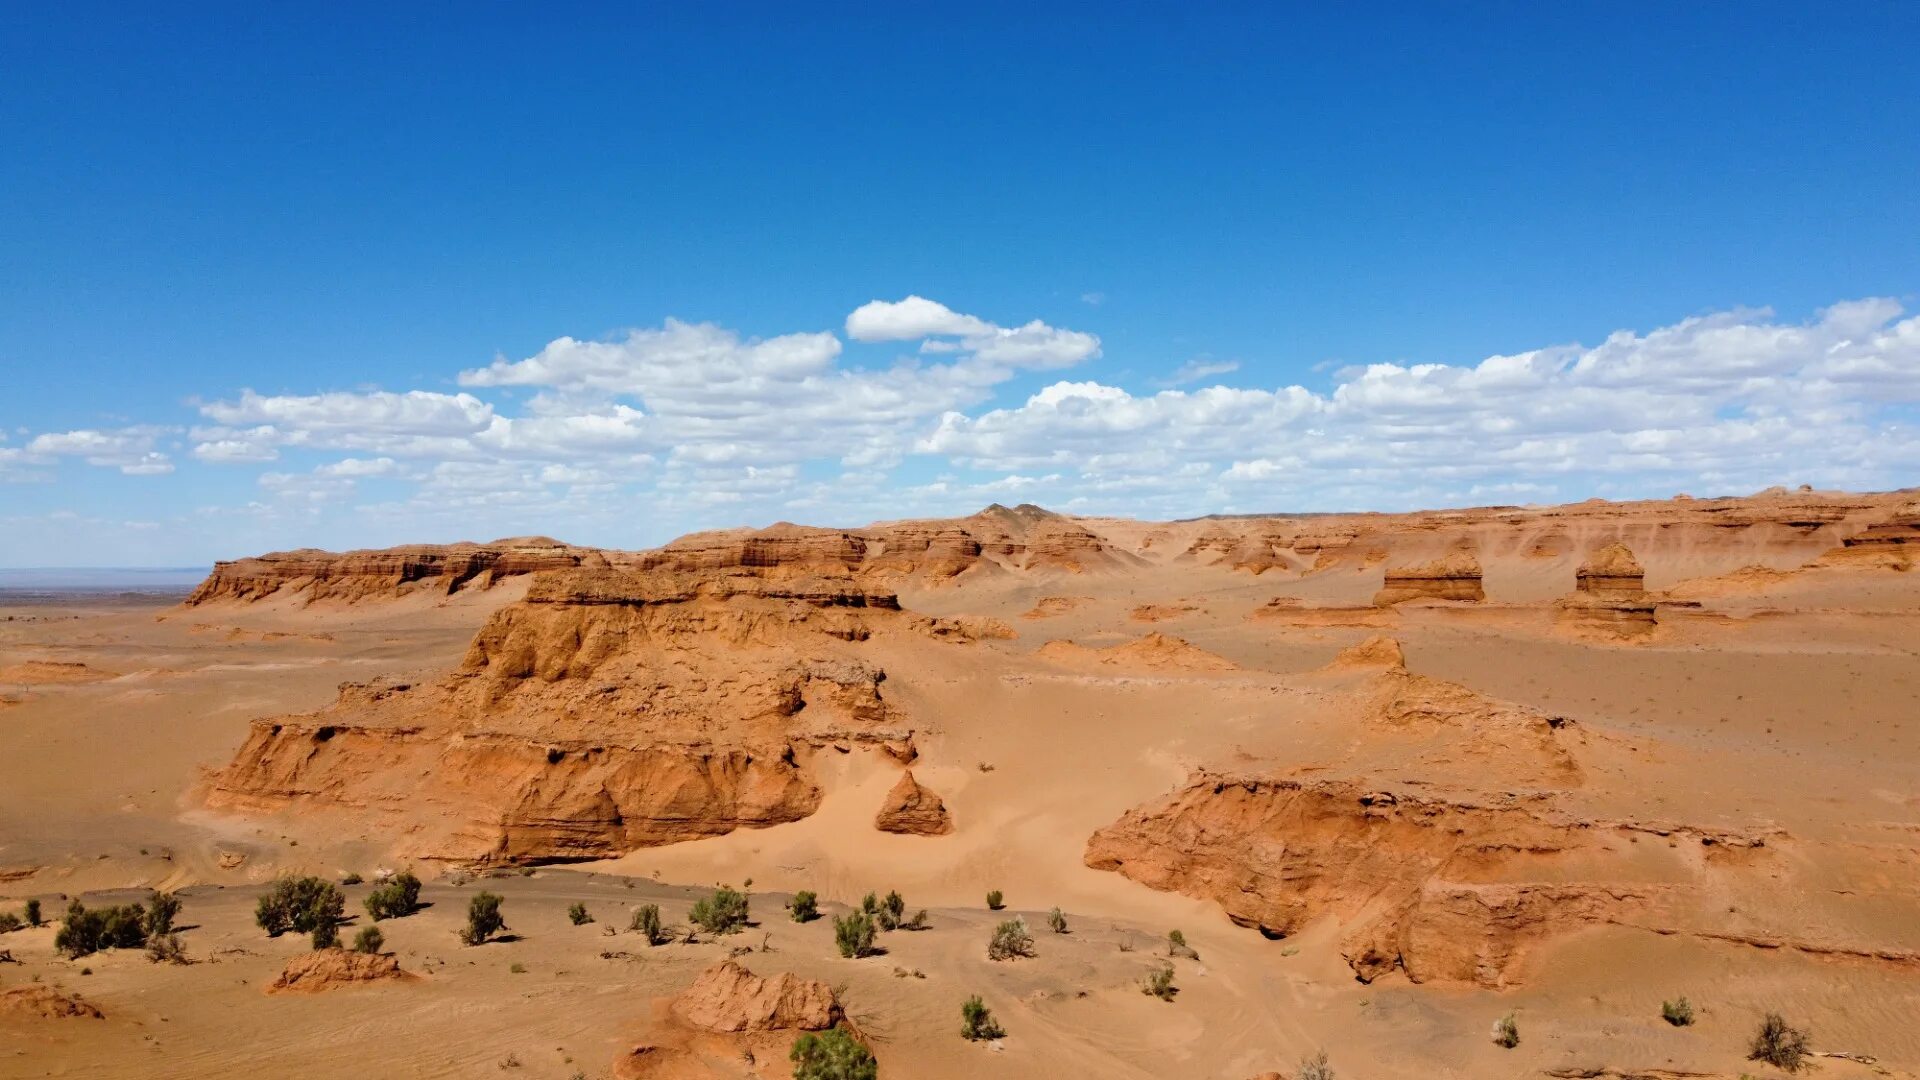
2 492 1917 1079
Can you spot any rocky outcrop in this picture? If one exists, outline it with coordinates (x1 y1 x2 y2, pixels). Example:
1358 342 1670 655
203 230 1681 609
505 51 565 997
0 984 104 1019
1020 595 1088 619
671 961 842 1033
185 538 604 605
1085 773 1760 988
1574 542 1645 598
873 771 953 835
265 949 414 994
1322 635 1405 671
204 568 988 865
1372 550 1485 606
1821 512 1920 569
1559 543 1656 638
1036 632 1238 673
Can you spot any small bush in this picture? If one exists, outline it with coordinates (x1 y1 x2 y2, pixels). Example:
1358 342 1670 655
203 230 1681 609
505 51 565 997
145 891 182 936
1046 907 1067 934
689 886 749 935
960 994 1004 1041
631 903 666 945
353 925 385 954
567 902 593 926
311 919 340 950
340 872 364 886
25 899 41 927
1297 1050 1334 1080
986 889 1004 910
364 870 422 921
0 913 19 933
1662 996 1695 1027
256 876 344 937
1493 1012 1520 1049
461 892 506 946
835 912 877 958
145 932 186 965
790 1024 877 1080
1142 963 1177 1000
789 891 819 923
987 917 1034 961
1749 1012 1809 1072
904 909 928 930
55 899 148 958
879 890 906 931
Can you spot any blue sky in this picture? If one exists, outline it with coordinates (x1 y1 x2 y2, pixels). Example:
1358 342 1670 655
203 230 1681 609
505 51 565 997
3 4 1918 565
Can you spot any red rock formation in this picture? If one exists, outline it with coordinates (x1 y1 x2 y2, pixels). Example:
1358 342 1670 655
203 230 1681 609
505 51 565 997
671 960 842 1033
1372 550 1485 606
265 949 415 993
1559 542 1656 638
873 771 954 835
1036 632 1238 673
0 984 104 1019
1020 595 1089 619
1322 635 1405 671
204 568 990 864
185 538 605 605
1085 773 1762 988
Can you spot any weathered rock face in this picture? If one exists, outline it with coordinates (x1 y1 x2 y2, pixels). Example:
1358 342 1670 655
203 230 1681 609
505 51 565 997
1085 773 1761 988
1574 542 1646 598
265 949 414 994
671 961 842 1033
0 984 104 1019
873 771 953 835
1823 511 1920 569
186 538 605 605
1372 550 1485 606
1559 542 1657 638
204 568 985 864
1035 632 1238 673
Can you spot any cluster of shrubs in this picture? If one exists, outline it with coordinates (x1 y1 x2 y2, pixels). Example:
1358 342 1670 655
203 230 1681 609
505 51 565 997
363 870 422 921
789 1025 875 1080
256 876 346 949
0 898 42 933
689 886 749 936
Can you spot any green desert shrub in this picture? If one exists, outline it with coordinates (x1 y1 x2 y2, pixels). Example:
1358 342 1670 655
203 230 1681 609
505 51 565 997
1167 928 1197 958
987 917 1034 961
985 889 1004 910
145 891 182 936
311 918 340 950
834 912 877 959
879 890 906 931
789 1024 877 1080
1662 996 1695 1027
0 912 20 933
1749 1012 1809 1072
960 994 1004 1041
788 891 819 923
860 892 879 915
256 876 344 937
460 891 505 946
364 870 422 921
1046 907 1067 934
1142 962 1177 1001
567 902 593 926
55 899 148 958
631 903 666 945
25 898 42 927
689 886 749 935
1297 1050 1334 1080
1493 1012 1520 1049
353 925 385 954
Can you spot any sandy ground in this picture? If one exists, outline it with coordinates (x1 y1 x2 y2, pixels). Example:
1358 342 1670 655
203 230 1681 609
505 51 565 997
3 530 1918 1079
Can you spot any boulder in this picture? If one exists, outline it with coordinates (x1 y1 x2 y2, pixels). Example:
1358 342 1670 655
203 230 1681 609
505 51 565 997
874 771 954 836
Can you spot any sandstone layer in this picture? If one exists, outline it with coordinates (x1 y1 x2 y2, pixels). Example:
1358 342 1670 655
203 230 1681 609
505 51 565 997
1372 550 1486 606
186 537 606 605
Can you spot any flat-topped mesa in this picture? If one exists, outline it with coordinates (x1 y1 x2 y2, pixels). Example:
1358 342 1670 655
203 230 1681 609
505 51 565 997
636 523 870 578
1560 542 1657 638
1574 542 1646 598
1372 549 1485 606
185 538 605 605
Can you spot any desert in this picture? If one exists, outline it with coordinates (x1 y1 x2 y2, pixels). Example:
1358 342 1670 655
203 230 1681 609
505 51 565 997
3 491 1919 1078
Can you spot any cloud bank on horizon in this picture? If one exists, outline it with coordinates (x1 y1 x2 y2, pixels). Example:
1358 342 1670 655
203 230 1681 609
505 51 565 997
3 294 1917 564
